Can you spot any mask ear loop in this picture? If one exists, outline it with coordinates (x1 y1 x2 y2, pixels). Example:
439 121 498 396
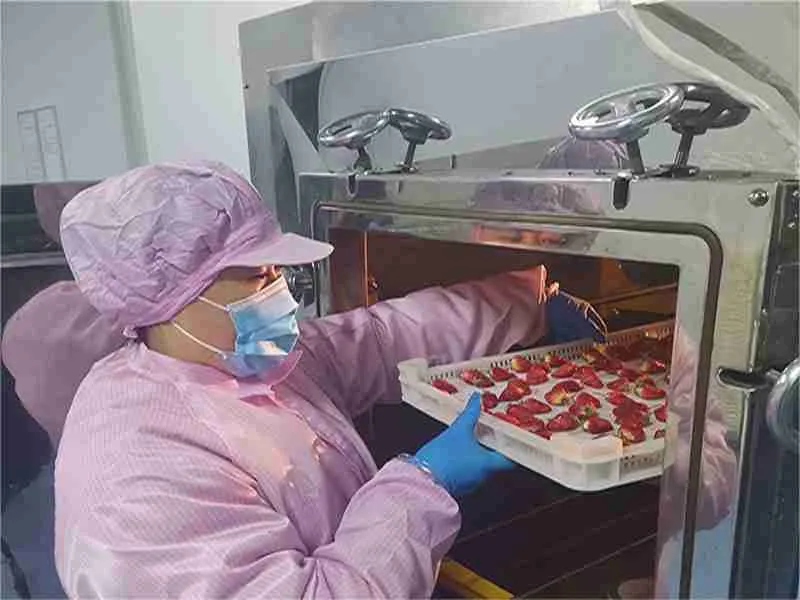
172 321 224 355
197 296 228 311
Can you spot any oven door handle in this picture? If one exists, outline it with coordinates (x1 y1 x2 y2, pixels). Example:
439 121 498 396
718 358 800 453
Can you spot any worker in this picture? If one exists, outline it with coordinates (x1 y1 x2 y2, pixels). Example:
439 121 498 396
51 158 603 598
471 137 736 599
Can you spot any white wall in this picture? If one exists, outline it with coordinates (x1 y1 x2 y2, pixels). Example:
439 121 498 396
127 1 307 178
1 1 130 184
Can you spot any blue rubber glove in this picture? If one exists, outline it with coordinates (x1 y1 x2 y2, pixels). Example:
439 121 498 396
543 288 607 345
414 392 515 498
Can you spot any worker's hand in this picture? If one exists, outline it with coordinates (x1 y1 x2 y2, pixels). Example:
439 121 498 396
414 393 515 498
543 285 607 344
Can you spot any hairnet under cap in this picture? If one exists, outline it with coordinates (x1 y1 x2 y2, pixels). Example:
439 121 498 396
60 161 332 330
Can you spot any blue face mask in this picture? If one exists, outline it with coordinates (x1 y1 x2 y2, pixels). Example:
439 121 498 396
173 276 300 379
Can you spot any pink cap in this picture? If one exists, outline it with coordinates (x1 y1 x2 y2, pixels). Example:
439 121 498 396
1 282 127 447
60 161 332 329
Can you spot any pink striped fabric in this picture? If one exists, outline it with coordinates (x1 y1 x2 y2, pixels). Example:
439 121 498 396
54 269 548 598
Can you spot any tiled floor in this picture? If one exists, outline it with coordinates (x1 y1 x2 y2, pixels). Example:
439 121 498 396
1 463 65 599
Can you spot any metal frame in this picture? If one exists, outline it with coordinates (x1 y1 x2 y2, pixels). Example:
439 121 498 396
298 168 793 597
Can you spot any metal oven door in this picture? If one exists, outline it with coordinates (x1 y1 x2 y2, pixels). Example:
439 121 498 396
298 170 792 597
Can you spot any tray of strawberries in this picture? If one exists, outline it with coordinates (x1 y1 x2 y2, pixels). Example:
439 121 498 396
397 320 678 491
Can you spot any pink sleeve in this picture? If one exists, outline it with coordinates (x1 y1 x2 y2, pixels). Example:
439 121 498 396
61 441 459 598
298 267 549 417
661 327 737 533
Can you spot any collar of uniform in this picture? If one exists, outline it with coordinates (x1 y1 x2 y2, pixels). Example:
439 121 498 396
131 342 300 399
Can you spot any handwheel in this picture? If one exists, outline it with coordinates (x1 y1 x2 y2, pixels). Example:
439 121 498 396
569 84 684 175
667 82 750 134
386 108 452 172
569 83 684 143
667 82 750 170
318 110 391 171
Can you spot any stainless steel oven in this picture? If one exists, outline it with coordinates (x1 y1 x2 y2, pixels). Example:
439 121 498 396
242 3 798 596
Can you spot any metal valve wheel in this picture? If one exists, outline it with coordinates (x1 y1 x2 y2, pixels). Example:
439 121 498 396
667 82 751 172
569 83 685 174
318 110 391 171
569 83 685 143
386 108 452 172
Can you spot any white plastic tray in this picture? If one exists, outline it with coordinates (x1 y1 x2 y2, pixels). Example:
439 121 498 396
398 321 678 492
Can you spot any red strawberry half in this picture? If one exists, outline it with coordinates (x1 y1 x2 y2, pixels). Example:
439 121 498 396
545 353 567 367
546 412 579 432
607 378 633 392
637 383 667 400
510 356 533 373
460 369 493 388
559 379 583 393
618 425 646 445
481 392 500 411
525 366 549 386
432 379 457 394
500 378 530 403
507 404 542 427
583 416 613 434
552 362 577 379
519 397 552 414
545 386 571 406
490 366 514 382
655 404 667 423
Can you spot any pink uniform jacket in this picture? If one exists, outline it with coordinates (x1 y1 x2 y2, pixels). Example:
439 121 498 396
55 269 548 598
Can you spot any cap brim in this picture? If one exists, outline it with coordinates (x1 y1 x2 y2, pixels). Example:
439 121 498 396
221 232 333 268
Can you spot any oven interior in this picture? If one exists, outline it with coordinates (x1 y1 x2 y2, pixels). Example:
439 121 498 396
325 227 680 598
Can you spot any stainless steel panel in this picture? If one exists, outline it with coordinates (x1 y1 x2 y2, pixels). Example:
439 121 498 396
299 169 789 596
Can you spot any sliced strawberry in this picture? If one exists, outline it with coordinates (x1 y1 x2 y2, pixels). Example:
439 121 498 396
499 378 530 403
613 407 651 428
559 379 583 393
525 366 549 385
637 383 667 400
607 391 634 406
545 353 567 367
570 402 598 419
545 386 571 406
531 360 551 373
640 358 667 374
582 376 604 389
655 404 667 423
547 412 579 432
508 378 531 396
583 416 613 434
654 429 666 439
481 392 500 411
494 411 522 426
507 404 541 427
510 356 533 373
618 425 646 445
552 362 577 378
490 366 514 382
575 392 602 409
533 428 552 440
432 379 457 394
607 378 633 392
618 368 641 382
460 368 493 388
519 397 552 414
